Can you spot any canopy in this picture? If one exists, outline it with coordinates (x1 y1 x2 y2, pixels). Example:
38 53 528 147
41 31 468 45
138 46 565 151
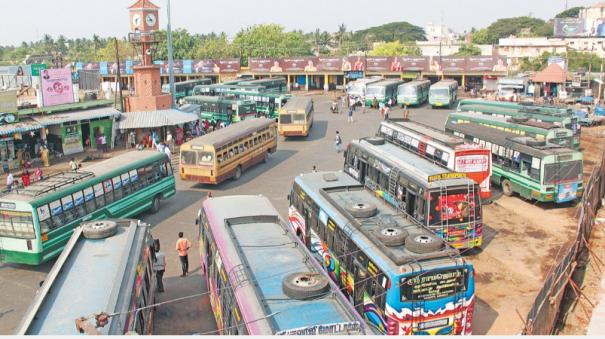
531 64 569 84
117 109 198 129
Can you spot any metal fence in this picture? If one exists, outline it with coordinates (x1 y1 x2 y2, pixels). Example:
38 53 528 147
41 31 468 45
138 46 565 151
522 152 605 334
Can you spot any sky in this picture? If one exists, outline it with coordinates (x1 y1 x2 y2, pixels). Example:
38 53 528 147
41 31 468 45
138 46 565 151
0 0 598 46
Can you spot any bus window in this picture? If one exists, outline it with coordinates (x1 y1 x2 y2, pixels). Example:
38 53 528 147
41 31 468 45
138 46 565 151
199 152 213 164
181 151 197 165
0 210 35 239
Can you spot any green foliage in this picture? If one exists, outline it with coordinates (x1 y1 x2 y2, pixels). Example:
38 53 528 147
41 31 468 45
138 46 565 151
353 21 425 45
233 24 313 65
368 41 421 56
96 39 136 62
196 33 237 59
518 50 604 72
453 44 482 56
555 6 582 18
471 16 553 44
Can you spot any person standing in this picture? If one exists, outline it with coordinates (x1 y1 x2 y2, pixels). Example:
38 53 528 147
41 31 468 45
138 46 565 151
22 169 30 187
128 131 136 149
6 172 14 191
403 104 410 120
100 134 107 153
335 131 343 153
40 147 50 167
347 106 354 123
176 232 192 277
384 104 390 121
164 143 172 161
69 158 79 172
153 240 166 293
166 131 174 151
34 167 43 182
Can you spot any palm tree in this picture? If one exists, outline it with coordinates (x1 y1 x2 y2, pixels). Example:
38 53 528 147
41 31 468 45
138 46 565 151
336 23 347 49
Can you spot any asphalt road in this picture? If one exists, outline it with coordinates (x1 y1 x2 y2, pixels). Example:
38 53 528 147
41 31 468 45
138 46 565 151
0 95 450 334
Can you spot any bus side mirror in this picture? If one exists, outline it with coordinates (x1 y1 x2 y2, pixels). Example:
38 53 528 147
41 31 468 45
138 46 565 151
195 218 199 225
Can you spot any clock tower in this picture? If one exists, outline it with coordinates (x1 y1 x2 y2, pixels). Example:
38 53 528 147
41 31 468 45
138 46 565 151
124 0 172 112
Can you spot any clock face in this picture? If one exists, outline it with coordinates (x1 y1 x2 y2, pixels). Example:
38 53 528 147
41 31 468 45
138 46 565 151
131 14 141 27
146 13 157 27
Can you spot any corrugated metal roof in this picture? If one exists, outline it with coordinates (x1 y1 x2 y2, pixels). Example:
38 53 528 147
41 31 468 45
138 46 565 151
178 104 201 114
0 119 44 136
31 107 121 126
117 109 198 129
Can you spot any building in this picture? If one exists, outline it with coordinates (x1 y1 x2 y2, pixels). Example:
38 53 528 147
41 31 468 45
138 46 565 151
496 37 568 66
424 22 462 43
416 41 494 57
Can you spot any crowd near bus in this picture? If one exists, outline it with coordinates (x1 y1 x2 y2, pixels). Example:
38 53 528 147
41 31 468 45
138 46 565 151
346 77 383 106
197 195 370 335
15 219 158 335
288 171 475 335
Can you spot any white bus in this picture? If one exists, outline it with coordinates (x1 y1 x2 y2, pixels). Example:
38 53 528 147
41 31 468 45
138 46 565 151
346 77 383 106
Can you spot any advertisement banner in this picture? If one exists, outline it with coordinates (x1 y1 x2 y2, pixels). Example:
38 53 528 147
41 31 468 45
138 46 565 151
466 56 502 72
249 58 276 73
440 56 467 72
554 18 587 37
217 58 240 73
317 57 343 72
83 62 100 71
192 59 215 73
365 57 391 72
99 62 109 75
0 90 17 114
182 59 193 74
399 56 428 72
281 57 310 72
31 63 48 76
41 68 74 107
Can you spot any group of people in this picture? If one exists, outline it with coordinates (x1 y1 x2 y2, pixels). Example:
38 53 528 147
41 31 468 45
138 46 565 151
150 231 193 294
5 166 44 192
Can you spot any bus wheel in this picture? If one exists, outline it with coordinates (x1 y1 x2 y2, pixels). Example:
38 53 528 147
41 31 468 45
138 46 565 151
376 226 408 247
282 272 331 300
151 196 161 214
405 233 444 254
234 166 242 180
82 220 118 239
345 202 377 218
501 179 513 197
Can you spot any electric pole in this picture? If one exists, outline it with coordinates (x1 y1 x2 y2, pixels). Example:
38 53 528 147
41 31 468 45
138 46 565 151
167 0 176 108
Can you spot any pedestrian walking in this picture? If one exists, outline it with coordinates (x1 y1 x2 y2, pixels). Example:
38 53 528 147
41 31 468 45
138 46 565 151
335 131 343 153
347 106 354 123
153 239 166 293
384 105 390 121
163 143 172 160
22 169 30 187
40 146 50 167
312 165 317 173
166 131 174 151
388 97 393 107
176 232 191 277
128 131 136 149
69 158 79 172
403 104 410 120
6 172 14 191
361 100 366 114
34 167 43 182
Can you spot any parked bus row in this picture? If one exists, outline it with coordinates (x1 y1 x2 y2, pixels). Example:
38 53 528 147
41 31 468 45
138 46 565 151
397 79 431 107
162 78 212 102
183 95 258 124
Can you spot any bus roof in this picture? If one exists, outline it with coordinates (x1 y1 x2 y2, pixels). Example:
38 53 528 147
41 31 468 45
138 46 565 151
238 77 286 85
16 219 150 335
352 138 474 188
460 103 571 121
184 95 246 104
367 79 404 87
294 172 462 271
431 80 458 88
2 151 166 203
202 195 366 335
398 79 431 87
446 121 574 158
281 96 312 111
183 118 275 149
175 78 211 85
383 119 464 148
451 111 561 130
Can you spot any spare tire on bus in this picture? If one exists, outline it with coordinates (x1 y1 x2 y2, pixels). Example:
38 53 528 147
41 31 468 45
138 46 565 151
375 226 408 247
510 117 528 123
365 136 385 145
526 139 546 147
345 202 377 218
282 272 331 300
82 220 118 239
405 233 444 254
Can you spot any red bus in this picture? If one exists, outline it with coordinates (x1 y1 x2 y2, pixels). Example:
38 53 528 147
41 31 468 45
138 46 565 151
378 119 492 199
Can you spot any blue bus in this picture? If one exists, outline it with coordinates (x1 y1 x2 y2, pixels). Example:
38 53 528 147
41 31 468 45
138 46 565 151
288 171 475 335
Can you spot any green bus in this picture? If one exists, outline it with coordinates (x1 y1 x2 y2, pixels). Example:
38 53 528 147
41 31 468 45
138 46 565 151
447 111 576 149
396 79 431 107
445 121 583 203
429 80 458 108
192 83 265 96
183 95 257 124
364 79 404 106
222 90 290 119
0 151 175 265
457 99 573 115
236 77 288 94
162 78 212 101
457 102 580 148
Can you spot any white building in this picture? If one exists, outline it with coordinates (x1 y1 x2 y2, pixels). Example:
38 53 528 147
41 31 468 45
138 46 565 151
496 37 568 65
416 41 493 56
424 22 462 43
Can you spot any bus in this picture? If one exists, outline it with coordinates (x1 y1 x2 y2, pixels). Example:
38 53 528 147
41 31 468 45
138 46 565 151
0 151 175 265
377 119 492 199
15 219 157 335
346 77 383 106
237 77 288 94
288 171 475 335
397 79 431 107
365 79 405 107
197 195 370 335
447 111 576 149
182 95 257 124
192 83 265 96
179 118 277 184
162 78 212 101
429 80 458 108
344 137 483 249
278 96 314 137
222 90 290 119
445 122 584 203
457 99 573 115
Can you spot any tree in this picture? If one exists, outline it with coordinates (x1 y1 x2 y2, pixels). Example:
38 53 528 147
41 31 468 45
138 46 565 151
353 21 426 43
96 39 136 62
368 41 421 56
472 16 553 44
233 24 312 65
453 44 482 56
195 33 237 59
335 23 347 49
555 6 583 18
470 28 491 44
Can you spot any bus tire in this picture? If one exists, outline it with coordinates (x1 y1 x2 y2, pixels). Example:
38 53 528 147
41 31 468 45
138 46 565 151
282 272 331 300
526 139 546 147
150 196 161 214
82 220 118 239
365 136 385 145
501 179 514 196
376 226 408 247
345 202 377 218
234 166 242 180
405 233 444 254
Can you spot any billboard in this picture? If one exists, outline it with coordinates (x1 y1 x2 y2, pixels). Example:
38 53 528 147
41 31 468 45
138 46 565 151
0 90 17 114
399 57 428 72
249 58 275 72
554 18 587 37
281 57 311 72
466 56 508 72
365 57 390 72
192 59 216 73
317 57 343 71
217 58 240 73
40 68 74 107
440 57 467 72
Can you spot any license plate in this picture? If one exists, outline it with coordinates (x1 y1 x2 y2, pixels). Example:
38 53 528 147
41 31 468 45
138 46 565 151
418 318 449 330
436 103 443 106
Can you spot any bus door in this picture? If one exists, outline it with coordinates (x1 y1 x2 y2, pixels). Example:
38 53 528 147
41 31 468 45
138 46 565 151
406 189 417 217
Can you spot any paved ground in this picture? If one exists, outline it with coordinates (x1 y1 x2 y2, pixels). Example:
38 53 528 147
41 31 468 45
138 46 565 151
0 94 583 335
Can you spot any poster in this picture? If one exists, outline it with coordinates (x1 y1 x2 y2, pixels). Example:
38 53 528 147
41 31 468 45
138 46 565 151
400 57 428 72
217 58 240 73
192 59 216 73
553 18 587 37
317 57 342 71
440 57 467 72
40 68 74 107
182 59 193 74
249 58 276 72
281 57 313 72
365 57 390 72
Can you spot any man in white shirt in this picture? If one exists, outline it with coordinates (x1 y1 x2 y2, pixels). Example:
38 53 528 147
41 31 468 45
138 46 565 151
153 240 166 293
163 144 172 160
6 172 14 191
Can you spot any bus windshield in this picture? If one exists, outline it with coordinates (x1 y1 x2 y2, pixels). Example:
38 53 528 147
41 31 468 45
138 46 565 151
367 86 385 97
543 160 583 185
239 104 256 117
429 189 480 225
400 267 469 302
349 84 365 95
0 210 35 239
430 88 449 96
181 151 197 165
280 114 292 124
399 86 416 95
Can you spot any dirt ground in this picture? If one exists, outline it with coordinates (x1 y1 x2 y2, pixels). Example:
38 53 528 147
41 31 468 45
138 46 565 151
470 125 605 335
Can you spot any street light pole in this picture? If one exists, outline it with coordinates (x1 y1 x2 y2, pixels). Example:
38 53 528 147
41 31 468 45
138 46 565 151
167 0 176 108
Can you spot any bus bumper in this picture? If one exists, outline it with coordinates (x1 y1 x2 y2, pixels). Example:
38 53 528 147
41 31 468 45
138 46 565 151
0 249 44 265
180 174 217 184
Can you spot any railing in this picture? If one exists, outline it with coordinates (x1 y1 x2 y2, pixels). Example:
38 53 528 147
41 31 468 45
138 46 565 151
522 152 605 334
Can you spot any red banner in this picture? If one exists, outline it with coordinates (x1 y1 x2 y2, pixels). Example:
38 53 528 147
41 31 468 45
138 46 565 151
217 58 240 73
440 57 467 72
399 56 428 72
317 57 343 71
249 58 275 72
366 57 391 72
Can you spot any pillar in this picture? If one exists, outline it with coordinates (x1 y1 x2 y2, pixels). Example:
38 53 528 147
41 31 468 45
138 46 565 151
324 74 329 92
462 74 466 89
305 74 309 91
287 74 290 90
